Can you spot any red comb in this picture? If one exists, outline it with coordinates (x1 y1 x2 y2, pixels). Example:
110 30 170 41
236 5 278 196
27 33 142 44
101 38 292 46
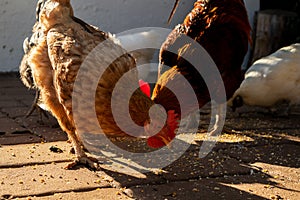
147 110 179 148
139 79 150 97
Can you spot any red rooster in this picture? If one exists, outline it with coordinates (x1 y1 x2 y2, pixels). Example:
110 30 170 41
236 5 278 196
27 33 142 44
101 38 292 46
147 0 251 148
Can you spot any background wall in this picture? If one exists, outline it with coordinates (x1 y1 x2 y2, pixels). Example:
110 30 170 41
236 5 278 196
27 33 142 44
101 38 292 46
0 0 259 72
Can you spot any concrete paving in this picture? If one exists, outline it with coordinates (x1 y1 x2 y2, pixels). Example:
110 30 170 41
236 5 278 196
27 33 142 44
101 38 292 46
0 73 299 200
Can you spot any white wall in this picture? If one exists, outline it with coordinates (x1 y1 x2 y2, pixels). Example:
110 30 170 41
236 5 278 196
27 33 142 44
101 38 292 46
0 0 258 72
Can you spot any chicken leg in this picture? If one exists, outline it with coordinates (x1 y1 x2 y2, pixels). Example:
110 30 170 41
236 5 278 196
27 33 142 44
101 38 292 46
208 102 226 137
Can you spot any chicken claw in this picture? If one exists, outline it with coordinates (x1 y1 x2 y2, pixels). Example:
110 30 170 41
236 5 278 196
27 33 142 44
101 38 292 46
65 155 101 170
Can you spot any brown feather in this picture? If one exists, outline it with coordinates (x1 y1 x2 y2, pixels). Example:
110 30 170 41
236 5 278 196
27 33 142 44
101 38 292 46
155 0 251 117
22 0 157 167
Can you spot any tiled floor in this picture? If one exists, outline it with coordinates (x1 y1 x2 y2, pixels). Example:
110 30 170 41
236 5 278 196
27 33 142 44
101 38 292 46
0 73 299 200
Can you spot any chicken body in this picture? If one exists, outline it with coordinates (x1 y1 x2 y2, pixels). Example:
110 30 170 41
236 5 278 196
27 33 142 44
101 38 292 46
150 0 251 145
25 0 160 169
228 43 300 112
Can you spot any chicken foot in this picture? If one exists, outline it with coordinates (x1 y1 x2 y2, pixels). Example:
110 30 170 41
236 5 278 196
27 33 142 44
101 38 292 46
64 137 100 170
61 128 101 170
208 102 226 136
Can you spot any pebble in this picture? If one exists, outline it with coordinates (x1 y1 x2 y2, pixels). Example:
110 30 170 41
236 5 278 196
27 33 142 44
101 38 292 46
123 188 133 198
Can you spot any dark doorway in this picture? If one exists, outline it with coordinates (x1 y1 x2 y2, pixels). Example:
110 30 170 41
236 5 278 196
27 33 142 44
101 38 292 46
260 0 300 15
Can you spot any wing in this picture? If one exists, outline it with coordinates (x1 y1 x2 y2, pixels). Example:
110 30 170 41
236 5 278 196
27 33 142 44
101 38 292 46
46 25 101 119
46 23 138 136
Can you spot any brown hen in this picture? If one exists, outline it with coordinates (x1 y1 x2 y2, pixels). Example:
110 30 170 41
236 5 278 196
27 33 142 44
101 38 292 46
22 0 177 169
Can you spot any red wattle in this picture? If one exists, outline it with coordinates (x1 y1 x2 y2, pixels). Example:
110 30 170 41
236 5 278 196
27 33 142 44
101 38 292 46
147 136 166 148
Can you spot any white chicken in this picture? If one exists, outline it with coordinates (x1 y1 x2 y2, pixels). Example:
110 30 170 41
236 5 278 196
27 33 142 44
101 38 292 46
228 43 300 113
117 29 163 82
